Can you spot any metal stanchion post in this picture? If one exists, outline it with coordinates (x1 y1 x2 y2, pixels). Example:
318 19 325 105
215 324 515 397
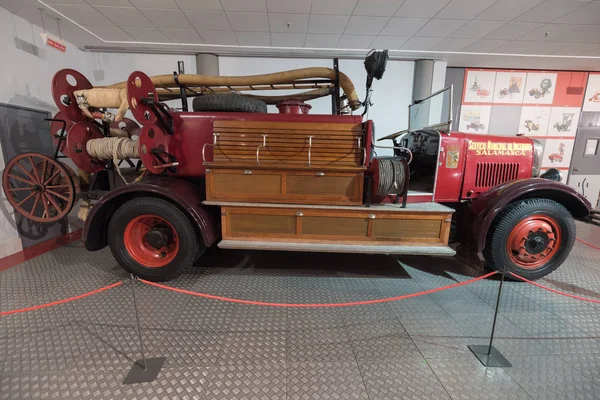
123 275 166 384
468 267 512 367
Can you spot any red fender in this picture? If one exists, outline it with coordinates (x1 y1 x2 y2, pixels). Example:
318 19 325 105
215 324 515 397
83 176 217 251
462 178 591 253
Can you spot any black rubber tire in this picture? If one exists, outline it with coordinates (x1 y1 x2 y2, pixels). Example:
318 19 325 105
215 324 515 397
192 94 267 113
483 198 575 281
108 197 203 281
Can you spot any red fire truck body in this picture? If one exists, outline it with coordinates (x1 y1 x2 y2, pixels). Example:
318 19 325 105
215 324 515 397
2 60 592 283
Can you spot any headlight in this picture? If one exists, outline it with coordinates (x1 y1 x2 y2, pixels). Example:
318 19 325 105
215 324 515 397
531 138 543 177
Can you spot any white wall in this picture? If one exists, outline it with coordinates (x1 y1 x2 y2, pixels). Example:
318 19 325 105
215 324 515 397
0 7 90 259
0 6 196 259
84 52 197 113
85 52 196 87
218 57 415 149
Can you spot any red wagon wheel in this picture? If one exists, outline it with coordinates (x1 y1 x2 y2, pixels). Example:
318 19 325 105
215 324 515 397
2 153 76 223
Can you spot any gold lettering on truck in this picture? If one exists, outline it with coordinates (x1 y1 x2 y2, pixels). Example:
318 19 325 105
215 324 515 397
467 140 532 156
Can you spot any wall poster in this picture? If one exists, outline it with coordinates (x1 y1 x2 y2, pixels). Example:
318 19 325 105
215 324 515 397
460 68 591 188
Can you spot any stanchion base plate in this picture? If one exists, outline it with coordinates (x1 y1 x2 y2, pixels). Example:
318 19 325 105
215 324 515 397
123 357 166 384
468 345 512 367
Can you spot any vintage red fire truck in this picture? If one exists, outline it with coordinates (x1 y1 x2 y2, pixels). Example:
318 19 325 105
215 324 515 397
2 52 591 282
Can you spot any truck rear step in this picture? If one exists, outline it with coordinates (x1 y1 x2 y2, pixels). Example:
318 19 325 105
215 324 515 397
218 240 456 256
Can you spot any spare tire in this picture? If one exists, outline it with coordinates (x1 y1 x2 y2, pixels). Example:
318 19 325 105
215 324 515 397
192 93 267 113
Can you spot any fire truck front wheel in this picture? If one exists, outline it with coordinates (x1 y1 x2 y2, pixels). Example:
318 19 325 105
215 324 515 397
483 198 575 281
108 197 202 281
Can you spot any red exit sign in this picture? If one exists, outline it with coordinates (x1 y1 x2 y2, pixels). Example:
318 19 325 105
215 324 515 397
40 33 66 53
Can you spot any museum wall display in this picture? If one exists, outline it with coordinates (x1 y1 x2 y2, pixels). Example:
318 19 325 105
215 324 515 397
459 68 600 207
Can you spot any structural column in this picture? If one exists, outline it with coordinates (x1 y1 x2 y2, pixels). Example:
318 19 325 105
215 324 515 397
195 53 219 76
411 60 448 129
412 60 447 101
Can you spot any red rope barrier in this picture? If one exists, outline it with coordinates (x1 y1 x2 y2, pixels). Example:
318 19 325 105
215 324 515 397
509 272 600 304
139 271 498 308
576 238 600 251
0 281 124 317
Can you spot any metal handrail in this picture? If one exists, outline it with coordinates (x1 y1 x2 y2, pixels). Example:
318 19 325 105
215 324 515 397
371 143 413 164
256 135 268 165
201 133 219 163
307 136 313 166
408 84 454 135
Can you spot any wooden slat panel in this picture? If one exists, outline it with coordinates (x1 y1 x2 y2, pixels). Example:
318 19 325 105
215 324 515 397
217 139 359 149
204 163 367 171
214 120 362 133
215 147 360 156
214 152 360 163
372 219 441 240
287 174 356 197
230 214 296 235
215 129 361 138
302 216 367 237
217 142 360 151
217 133 361 140
212 120 363 169
212 172 282 195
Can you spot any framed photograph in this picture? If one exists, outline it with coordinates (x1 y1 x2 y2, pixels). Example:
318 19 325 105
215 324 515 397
523 72 557 105
493 72 527 104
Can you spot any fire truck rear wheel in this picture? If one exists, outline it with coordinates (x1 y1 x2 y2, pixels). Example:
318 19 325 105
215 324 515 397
108 197 202 282
483 198 575 281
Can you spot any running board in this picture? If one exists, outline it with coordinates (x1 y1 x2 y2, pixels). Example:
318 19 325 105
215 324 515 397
218 240 456 256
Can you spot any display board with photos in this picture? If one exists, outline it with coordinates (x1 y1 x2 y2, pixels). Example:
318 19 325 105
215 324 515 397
459 68 590 183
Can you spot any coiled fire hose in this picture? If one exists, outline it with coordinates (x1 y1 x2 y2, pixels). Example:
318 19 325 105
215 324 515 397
86 137 139 183
375 158 407 197
109 128 131 138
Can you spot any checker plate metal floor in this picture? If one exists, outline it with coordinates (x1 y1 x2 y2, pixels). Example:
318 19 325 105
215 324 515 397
1 221 600 399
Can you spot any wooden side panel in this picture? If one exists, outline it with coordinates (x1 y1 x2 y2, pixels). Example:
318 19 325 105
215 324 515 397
221 205 453 247
230 213 296 235
211 171 282 196
286 174 356 197
207 168 363 205
302 216 367 237
372 219 441 240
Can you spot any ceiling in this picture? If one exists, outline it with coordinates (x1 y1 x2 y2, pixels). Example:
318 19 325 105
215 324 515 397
4 0 600 70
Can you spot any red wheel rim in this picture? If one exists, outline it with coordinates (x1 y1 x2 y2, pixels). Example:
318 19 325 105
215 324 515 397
507 214 561 269
124 214 179 268
2 153 76 223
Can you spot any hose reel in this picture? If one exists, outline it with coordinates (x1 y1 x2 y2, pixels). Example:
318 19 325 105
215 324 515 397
370 156 410 200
